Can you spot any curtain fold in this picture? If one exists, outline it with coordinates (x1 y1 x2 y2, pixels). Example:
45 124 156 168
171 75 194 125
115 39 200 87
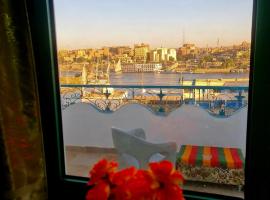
0 0 47 199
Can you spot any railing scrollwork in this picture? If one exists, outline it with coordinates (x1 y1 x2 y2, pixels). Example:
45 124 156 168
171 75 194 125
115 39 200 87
60 84 248 117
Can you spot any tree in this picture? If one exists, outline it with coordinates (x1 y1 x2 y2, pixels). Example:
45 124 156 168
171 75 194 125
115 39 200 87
169 56 175 62
76 56 87 63
222 58 235 68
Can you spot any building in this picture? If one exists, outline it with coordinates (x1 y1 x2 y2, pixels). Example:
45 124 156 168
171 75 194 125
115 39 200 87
109 46 132 56
150 50 159 62
114 54 133 64
134 43 150 63
116 46 132 55
122 63 162 72
76 49 86 57
178 43 198 57
150 48 177 62
167 48 177 61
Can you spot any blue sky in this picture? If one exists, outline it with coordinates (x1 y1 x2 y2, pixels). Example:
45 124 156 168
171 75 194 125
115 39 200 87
54 0 253 49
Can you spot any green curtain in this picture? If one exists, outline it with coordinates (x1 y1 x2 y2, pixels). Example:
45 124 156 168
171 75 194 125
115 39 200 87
0 0 47 199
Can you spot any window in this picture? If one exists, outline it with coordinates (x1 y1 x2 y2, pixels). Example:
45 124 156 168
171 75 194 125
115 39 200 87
26 0 270 198
54 0 252 198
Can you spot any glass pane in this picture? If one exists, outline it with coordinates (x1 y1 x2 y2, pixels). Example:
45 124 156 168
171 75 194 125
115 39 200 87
54 0 253 198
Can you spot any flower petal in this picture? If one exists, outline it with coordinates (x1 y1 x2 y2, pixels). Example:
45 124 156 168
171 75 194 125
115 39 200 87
111 167 137 185
88 159 118 186
149 160 184 186
154 184 184 200
86 180 110 200
147 161 185 200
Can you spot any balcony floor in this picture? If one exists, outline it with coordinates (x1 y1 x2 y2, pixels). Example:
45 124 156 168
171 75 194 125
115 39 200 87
65 145 244 199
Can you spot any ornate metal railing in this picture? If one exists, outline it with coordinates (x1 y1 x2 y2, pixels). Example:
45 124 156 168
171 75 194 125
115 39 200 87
60 84 249 117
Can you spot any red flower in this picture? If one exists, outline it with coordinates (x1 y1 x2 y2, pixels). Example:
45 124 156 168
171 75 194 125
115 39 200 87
110 167 137 199
88 159 118 186
86 159 117 200
111 166 137 186
85 160 185 200
145 160 185 200
112 168 152 200
125 170 154 200
86 180 110 200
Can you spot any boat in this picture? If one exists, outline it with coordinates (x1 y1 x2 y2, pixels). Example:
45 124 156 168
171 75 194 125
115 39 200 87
114 59 122 73
82 61 111 85
154 69 163 74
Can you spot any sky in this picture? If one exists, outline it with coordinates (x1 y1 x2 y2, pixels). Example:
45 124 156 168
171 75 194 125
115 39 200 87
54 0 253 49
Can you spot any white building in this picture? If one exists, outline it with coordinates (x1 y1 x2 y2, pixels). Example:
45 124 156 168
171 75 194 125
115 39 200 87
167 48 177 61
150 48 177 62
122 63 162 72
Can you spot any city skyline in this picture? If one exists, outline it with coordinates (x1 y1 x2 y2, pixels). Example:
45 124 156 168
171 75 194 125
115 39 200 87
57 40 250 51
54 0 253 49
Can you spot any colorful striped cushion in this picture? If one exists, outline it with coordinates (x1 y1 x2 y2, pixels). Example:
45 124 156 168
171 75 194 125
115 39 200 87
177 145 244 169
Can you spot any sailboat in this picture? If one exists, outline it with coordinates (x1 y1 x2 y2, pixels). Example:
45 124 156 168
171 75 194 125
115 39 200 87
114 59 122 73
106 61 110 81
82 64 88 84
82 61 113 98
96 61 110 85
84 60 110 85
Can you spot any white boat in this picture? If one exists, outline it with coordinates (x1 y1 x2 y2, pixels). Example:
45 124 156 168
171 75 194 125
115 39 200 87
114 59 122 73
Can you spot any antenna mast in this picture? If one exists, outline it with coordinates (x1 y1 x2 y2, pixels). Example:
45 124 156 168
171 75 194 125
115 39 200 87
182 28 186 45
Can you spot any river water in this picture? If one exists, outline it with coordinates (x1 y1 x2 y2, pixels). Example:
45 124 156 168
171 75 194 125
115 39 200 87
109 72 249 86
60 71 249 85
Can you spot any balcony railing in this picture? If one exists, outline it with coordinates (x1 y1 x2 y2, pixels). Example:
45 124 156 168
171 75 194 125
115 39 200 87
60 84 248 117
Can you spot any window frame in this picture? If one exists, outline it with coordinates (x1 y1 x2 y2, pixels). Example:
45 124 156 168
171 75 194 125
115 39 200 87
26 0 270 199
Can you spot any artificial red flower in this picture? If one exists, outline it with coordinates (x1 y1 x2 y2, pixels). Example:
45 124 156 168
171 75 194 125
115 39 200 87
86 180 110 200
88 159 118 186
146 160 185 200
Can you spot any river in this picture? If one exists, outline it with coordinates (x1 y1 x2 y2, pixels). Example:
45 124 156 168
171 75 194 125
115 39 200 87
109 72 249 85
60 71 249 85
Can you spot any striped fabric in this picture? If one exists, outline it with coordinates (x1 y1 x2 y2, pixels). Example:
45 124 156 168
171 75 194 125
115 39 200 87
177 145 244 169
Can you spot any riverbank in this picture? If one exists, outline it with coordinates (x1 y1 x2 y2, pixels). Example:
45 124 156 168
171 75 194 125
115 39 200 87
175 68 249 74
